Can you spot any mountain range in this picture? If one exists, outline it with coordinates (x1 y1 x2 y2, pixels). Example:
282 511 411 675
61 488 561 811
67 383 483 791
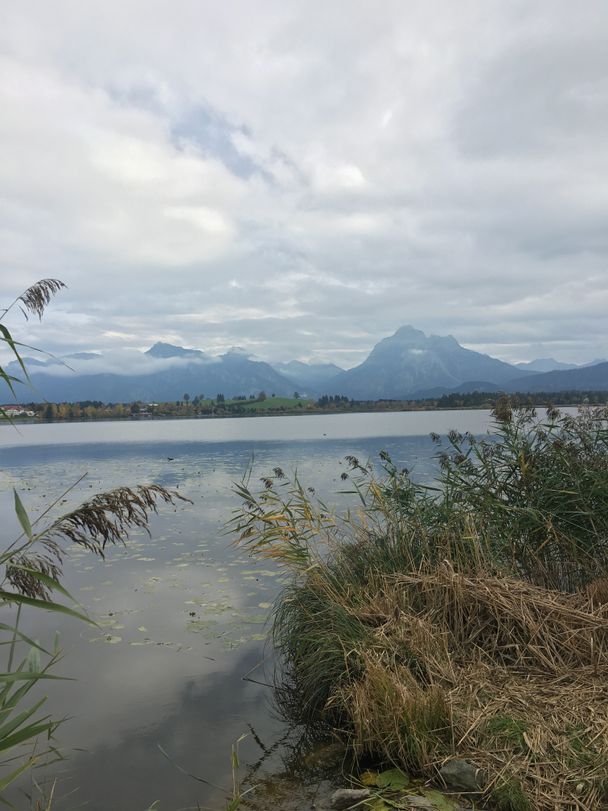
5 327 608 403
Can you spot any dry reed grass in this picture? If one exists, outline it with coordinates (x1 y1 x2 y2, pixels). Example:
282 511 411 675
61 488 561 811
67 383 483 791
233 408 608 810
327 565 608 810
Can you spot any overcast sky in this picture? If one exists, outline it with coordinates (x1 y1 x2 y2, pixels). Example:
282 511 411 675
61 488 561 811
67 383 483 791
1 1 607 368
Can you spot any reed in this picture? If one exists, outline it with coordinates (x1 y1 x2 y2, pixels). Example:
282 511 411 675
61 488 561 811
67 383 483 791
232 402 608 810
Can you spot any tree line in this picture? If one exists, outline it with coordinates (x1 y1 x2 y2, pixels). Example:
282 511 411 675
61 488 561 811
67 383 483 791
8 389 608 423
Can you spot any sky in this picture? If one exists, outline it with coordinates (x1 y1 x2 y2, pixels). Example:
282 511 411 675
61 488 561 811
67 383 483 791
1 0 607 369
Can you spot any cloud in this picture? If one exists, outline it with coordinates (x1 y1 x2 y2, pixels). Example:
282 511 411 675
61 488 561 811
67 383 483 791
26 349 217 378
0 0 607 367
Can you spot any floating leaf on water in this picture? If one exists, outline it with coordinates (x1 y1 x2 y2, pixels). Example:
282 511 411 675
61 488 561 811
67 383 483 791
137 626 148 632
187 619 219 632
249 633 267 641
206 602 231 614
104 635 122 644
258 602 272 609
239 614 266 624
223 637 246 650
376 769 410 790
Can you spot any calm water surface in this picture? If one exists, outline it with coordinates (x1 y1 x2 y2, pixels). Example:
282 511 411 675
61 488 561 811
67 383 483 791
0 411 492 810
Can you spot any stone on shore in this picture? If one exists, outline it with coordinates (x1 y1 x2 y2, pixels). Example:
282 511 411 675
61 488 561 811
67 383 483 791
330 788 372 809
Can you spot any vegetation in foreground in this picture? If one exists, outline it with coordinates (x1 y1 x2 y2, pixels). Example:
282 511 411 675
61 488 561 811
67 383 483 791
232 402 608 810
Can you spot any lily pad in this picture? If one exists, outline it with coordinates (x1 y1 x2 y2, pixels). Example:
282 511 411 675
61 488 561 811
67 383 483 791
239 613 267 624
187 619 219 632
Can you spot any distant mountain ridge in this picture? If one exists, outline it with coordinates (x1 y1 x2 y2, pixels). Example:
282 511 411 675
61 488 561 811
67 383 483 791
505 362 608 394
324 326 528 400
515 357 607 373
515 357 579 373
5 329 608 404
271 360 345 392
145 342 208 360
7 343 296 403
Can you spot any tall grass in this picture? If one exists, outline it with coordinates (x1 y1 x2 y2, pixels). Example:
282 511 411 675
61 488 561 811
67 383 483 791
231 402 608 810
434 401 608 591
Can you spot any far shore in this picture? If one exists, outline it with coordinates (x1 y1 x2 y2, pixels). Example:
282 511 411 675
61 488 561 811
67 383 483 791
3 396 600 426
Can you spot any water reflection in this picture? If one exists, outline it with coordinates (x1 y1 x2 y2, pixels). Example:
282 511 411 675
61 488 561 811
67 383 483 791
39 646 284 811
0 410 494 449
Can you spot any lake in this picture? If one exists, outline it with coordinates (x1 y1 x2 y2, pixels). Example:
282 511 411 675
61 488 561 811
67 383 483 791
0 411 494 810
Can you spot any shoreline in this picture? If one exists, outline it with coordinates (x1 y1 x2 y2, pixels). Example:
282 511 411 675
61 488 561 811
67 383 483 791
3 400 595 426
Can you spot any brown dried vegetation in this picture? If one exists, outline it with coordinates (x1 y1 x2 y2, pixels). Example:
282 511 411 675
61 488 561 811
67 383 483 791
233 405 608 810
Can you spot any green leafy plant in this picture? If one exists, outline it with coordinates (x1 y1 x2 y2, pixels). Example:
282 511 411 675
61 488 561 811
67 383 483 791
433 399 608 590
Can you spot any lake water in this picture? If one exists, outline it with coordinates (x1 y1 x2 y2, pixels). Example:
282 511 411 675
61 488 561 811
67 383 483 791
0 411 494 810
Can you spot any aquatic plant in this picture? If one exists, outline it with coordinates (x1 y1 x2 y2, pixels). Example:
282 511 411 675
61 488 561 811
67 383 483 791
0 280 187 795
433 398 608 591
231 403 608 810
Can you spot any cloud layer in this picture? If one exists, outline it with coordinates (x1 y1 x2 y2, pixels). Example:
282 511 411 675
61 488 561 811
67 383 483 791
1 1 607 366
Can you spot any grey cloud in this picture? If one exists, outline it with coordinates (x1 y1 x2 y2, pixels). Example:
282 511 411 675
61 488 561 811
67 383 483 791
0 0 607 369
24 350 217 378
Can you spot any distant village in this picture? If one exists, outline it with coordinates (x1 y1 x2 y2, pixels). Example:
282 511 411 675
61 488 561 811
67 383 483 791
1 404 36 418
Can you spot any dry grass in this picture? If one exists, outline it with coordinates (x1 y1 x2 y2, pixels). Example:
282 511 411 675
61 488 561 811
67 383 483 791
232 408 608 810
326 565 608 810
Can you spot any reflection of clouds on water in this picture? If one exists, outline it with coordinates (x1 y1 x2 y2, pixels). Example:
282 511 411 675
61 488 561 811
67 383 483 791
17 516 280 752
32 646 282 811
0 414 482 808
0 411 494 450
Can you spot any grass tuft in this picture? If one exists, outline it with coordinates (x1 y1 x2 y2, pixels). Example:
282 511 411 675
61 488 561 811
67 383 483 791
490 778 532 811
